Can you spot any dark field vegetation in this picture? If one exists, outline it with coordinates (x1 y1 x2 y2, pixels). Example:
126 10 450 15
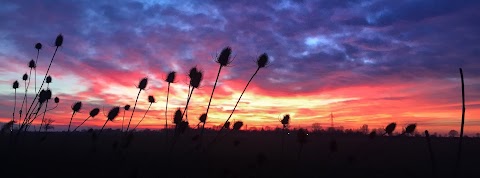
2 130 480 178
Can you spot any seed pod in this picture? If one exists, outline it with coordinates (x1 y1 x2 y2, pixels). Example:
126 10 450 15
385 122 397 136
188 67 198 79
256 53 269 68
35 43 42 50
72 101 82 112
22 73 28 81
54 97 60 103
281 114 290 126
233 121 243 130
297 128 308 144
165 71 176 83
107 107 120 121
29 59 36 69
173 108 182 125
38 90 48 103
405 124 417 135
224 121 231 129
55 34 63 47
13 81 19 89
148 95 155 103
45 89 52 100
124 104 131 110
199 113 207 123
216 47 233 66
190 70 203 88
46 76 52 84
138 78 148 90
90 108 100 117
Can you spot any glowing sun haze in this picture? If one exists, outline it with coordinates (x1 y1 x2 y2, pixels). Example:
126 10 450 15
1 0 480 135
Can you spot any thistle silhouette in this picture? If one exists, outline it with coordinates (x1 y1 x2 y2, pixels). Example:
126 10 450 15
67 101 82 132
98 107 120 136
24 34 63 124
132 95 155 131
126 77 148 132
11 81 19 132
280 114 290 152
121 104 130 132
34 42 42 93
73 108 100 132
201 47 233 140
180 68 203 121
383 122 396 136
214 53 269 142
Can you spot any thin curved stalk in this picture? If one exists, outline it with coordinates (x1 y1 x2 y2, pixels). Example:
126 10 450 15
38 100 50 132
126 89 142 132
121 110 126 132
73 116 91 132
24 46 59 122
201 65 223 139
181 88 195 120
212 67 260 143
35 49 39 93
98 119 109 136
132 103 152 131
67 111 76 132
455 68 466 176
165 82 170 142
12 89 17 132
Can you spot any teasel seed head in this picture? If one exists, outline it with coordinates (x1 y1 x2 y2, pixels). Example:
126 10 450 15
148 95 155 103
46 75 52 84
233 121 243 131
199 113 207 123
256 53 269 68
138 78 148 90
107 107 120 121
29 59 36 69
55 34 63 47
216 47 233 67
35 43 42 50
385 122 397 136
165 71 176 83
13 80 19 89
124 104 131 110
173 108 182 125
22 73 28 81
54 97 60 104
90 108 100 118
72 101 82 112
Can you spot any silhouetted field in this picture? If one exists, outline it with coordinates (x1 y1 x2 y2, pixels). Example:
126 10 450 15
2 130 479 178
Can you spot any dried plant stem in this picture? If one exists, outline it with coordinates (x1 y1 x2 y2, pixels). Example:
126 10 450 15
35 49 39 93
126 89 142 132
165 82 171 143
12 89 17 132
24 46 59 122
213 67 260 143
67 111 77 132
181 88 195 120
425 130 436 178
73 116 91 132
455 68 465 177
98 119 109 136
132 103 152 131
38 100 50 132
202 66 223 139
121 110 126 132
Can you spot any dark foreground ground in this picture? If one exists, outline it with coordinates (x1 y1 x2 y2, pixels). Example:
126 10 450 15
1 130 479 178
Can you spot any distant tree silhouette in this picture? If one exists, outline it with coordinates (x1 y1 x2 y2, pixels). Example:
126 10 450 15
449 130 459 137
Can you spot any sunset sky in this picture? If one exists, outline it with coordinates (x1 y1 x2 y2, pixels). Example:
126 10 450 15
1 0 480 135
